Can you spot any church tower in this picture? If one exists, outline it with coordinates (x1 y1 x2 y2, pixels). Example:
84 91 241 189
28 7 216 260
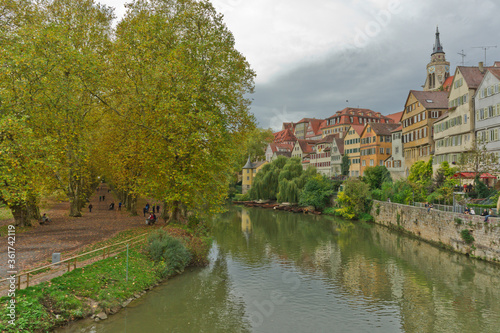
423 27 450 91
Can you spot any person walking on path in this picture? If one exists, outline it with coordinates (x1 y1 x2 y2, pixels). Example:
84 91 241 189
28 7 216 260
99 196 102 202
118 202 122 211
157 204 160 213
143 207 147 217
102 195 105 201
88 204 93 212
152 205 155 213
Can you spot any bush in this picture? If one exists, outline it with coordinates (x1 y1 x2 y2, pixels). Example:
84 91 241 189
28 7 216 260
460 229 475 244
146 229 191 277
234 193 250 201
336 178 371 219
186 236 212 266
299 174 335 210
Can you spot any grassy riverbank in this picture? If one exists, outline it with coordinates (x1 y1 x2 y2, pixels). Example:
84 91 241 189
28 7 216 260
0 225 211 332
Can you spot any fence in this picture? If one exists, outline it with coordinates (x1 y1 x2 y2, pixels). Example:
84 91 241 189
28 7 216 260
0 232 149 290
413 201 497 215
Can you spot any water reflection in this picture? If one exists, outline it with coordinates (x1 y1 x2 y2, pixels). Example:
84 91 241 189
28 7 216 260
61 206 500 333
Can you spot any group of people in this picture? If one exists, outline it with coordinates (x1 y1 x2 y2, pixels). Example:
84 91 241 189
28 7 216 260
144 202 161 225
463 207 476 215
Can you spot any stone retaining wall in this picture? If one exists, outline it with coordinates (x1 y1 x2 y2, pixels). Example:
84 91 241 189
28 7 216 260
371 200 500 262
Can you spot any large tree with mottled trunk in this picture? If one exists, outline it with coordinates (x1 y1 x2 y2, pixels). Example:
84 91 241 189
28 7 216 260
94 0 255 222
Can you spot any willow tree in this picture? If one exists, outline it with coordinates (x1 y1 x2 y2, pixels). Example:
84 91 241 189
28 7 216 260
93 0 255 221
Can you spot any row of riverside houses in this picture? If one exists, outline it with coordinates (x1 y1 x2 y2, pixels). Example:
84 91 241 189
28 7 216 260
244 27 500 193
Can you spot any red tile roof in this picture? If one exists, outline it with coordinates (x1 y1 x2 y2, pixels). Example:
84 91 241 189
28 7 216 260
346 124 365 136
442 75 454 91
273 128 297 143
324 107 394 130
386 111 403 123
487 68 500 81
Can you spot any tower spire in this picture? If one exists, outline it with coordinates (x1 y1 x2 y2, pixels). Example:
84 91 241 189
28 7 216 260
432 26 444 55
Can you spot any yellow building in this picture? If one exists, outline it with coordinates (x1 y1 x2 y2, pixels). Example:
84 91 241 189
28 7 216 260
242 157 268 194
359 123 400 176
343 124 364 177
401 90 448 174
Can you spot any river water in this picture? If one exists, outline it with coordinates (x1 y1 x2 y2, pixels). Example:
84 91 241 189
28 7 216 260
62 206 500 333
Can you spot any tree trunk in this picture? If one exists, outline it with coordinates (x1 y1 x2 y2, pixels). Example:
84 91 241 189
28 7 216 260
129 194 137 216
166 201 187 224
10 203 33 227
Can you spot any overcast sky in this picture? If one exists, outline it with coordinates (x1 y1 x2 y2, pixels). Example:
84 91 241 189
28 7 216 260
100 0 500 130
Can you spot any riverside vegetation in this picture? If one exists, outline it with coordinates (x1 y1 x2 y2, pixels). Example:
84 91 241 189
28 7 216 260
0 224 211 332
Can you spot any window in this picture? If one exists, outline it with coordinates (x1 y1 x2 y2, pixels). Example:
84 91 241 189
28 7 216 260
370 159 374 166
380 161 383 166
380 148 384 154
247 177 250 180
386 148 391 154
362 160 366 166
395 147 399 154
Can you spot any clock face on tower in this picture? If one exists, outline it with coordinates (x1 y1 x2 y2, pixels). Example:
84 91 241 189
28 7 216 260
445 65 450 73
428 66 435 74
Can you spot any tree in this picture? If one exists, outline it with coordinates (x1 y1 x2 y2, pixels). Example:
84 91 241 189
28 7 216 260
458 139 500 176
363 165 392 190
299 174 335 210
341 153 350 176
0 0 113 217
238 128 273 167
336 177 371 219
98 0 256 222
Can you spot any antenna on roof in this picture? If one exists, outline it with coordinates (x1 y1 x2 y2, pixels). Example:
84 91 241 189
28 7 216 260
457 49 466 66
472 46 497 66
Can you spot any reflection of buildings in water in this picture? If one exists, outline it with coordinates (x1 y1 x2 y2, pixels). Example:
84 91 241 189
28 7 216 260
241 208 252 244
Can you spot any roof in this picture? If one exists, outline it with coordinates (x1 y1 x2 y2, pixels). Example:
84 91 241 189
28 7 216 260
410 90 449 109
307 119 324 137
242 156 267 169
365 123 401 136
316 134 339 144
386 111 403 123
333 137 344 154
268 143 293 153
296 139 317 154
282 122 294 131
432 26 444 55
435 111 449 122
452 172 496 179
457 66 488 89
273 151 292 158
273 128 297 143
296 118 318 124
487 68 500 81
346 124 365 136
391 125 402 133
442 75 454 91
319 119 328 130
494 61 500 68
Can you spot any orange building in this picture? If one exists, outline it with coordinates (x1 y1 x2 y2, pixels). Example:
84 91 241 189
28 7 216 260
359 123 401 176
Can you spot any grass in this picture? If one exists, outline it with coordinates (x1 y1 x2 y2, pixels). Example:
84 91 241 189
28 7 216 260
0 206 13 220
0 225 211 332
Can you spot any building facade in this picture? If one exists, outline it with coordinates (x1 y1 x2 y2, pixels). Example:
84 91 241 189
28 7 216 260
433 66 486 171
402 90 448 174
474 67 500 164
242 157 268 194
343 125 364 177
385 126 405 179
359 123 400 176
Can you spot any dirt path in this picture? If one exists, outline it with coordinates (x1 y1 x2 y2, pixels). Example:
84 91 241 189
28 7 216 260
0 184 160 280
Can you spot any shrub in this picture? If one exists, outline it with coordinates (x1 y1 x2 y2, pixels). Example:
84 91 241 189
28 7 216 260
146 229 191 277
335 178 371 219
234 193 250 201
299 174 335 210
460 229 475 244
186 236 212 266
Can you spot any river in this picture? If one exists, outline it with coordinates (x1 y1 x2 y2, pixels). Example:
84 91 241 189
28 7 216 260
61 206 500 332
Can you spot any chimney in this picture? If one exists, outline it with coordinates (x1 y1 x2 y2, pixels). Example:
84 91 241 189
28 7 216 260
479 61 484 73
